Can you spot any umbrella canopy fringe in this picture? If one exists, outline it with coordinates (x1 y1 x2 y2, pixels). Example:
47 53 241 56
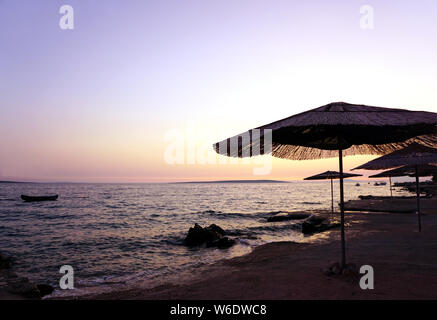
353 143 437 170
215 134 437 161
368 164 437 178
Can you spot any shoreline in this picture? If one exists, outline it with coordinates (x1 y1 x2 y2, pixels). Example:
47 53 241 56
56 209 437 300
3 197 437 300
0 209 335 300
46 211 338 300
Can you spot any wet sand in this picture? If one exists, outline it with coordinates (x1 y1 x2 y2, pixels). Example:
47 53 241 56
69 205 437 300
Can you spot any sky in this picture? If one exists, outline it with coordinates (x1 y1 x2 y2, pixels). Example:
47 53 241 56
1 0 437 182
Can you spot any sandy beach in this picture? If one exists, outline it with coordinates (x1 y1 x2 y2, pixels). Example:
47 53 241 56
55 199 437 300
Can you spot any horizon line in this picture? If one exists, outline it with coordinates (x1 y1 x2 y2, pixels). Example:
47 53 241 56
0 177 393 184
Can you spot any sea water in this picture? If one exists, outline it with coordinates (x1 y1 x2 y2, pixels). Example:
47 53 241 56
0 181 407 296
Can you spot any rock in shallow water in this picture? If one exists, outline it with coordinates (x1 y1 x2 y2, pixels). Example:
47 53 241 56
184 223 235 249
7 277 41 298
206 224 225 236
301 215 340 235
0 253 13 269
36 284 54 297
207 237 236 249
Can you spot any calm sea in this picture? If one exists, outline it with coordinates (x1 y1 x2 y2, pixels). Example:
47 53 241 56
0 181 406 297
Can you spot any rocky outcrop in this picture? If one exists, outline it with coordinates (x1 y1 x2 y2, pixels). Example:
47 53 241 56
207 237 236 249
0 253 54 299
3 273 55 299
267 212 311 222
6 276 41 298
36 284 55 297
184 224 235 249
0 253 13 269
184 223 223 245
301 215 340 235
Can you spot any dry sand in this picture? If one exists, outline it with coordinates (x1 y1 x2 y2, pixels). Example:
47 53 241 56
76 205 437 300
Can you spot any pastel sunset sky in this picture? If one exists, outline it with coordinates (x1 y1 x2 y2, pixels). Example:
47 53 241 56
1 0 437 182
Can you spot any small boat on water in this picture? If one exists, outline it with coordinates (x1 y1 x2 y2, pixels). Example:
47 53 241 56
21 194 58 202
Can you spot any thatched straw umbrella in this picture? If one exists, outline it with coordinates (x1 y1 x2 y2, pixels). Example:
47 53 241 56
304 171 362 214
354 144 437 231
369 164 437 198
213 102 437 269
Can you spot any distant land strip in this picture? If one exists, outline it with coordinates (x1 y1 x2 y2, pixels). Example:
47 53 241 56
173 180 290 184
0 181 29 184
